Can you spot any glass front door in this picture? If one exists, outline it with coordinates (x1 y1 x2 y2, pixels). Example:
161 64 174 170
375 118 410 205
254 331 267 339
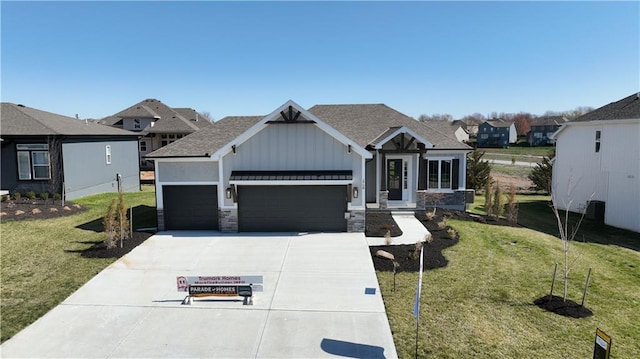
387 159 403 200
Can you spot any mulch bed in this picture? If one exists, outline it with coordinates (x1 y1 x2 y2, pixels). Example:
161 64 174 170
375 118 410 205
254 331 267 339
0 199 88 221
365 212 403 237
65 231 154 259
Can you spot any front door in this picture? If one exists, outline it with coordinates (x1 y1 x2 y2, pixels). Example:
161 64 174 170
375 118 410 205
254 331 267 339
387 159 403 200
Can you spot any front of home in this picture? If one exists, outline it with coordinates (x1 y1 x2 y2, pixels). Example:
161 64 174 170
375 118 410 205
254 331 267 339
1 103 140 200
527 116 567 146
146 101 471 232
552 93 640 233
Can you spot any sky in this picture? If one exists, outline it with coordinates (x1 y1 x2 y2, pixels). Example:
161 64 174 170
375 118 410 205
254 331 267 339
1 1 638 121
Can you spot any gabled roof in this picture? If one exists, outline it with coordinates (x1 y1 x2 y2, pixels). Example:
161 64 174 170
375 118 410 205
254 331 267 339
530 116 568 127
308 104 469 150
102 99 213 134
573 92 640 122
0 103 138 137
482 119 514 128
146 102 470 159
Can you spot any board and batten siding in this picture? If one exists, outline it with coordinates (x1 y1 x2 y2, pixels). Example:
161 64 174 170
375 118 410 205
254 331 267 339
157 161 219 182
62 139 140 200
221 122 364 207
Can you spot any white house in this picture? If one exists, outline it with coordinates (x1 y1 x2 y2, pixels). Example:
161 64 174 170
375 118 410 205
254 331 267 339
552 92 640 233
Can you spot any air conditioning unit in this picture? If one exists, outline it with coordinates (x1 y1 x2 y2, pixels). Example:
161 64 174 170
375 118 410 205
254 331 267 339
586 201 605 222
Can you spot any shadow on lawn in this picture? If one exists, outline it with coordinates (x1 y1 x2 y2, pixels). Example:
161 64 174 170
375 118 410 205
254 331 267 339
75 205 157 233
518 201 640 252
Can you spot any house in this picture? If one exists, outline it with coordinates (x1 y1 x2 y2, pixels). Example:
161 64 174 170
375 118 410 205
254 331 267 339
423 121 470 143
145 100 472 232
452 117 484 137
1 103 140 200
101 99 213 169
527 116 567 146
551 92 640 233
476 119 517 147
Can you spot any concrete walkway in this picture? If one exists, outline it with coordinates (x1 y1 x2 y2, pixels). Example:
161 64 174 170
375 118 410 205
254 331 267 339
1 232 397 359
366 212 431 246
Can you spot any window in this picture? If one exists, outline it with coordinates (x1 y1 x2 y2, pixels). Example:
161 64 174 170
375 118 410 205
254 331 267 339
427 159 452 190
106 145 112 164
161 134 168 139
134 119 141 130
534 132 543 139
595 130 601 153
169 134 175 139
480 134 489 139
16 144 50 180
161 140 168 147
140 141 147 152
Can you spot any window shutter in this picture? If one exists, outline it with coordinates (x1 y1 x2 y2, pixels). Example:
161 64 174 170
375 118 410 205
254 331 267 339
452 159 460 189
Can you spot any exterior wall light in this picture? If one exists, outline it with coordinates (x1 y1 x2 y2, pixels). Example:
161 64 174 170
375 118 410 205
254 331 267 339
347 144 352 153
353 187 359 198
226 187 232 199
232 145 236 154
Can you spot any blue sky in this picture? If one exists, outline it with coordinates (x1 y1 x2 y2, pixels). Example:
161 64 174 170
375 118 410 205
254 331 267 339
1 1 638 121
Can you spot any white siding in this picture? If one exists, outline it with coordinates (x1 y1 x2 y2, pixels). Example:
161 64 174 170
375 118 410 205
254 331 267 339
553 121 640 232
158 161 218 182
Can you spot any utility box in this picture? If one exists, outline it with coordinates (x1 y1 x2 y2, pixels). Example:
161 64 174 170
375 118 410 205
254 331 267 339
586 201 605 222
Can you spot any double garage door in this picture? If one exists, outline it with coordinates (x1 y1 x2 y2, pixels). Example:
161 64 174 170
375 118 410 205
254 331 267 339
238 185 348 232
162 185 348 232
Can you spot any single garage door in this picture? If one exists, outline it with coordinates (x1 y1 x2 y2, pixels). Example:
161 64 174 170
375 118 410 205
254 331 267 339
238 185 347 232
163 185 218 230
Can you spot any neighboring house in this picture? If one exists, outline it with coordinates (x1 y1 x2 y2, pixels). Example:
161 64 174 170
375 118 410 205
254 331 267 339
426 121 470 143
476 119 517 147
145 100 471 232
527 116 568 146
101 99 213 169
452 117 484 137
1 103 140 200
551 92 640 233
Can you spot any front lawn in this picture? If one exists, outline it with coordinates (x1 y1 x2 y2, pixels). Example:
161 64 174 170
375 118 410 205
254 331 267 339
0 186 156 342
380 195 640 358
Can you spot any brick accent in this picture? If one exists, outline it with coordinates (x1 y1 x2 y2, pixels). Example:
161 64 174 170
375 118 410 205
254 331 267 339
417 190 466 211
156 209 165 231
220 208 238 232
347 210 365 232
379 191 389 209
416 190 427 210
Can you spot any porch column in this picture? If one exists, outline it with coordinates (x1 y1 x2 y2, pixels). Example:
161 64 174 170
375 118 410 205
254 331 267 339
380 152 387 190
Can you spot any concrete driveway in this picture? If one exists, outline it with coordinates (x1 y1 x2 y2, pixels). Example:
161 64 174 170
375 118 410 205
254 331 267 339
1 232 397 358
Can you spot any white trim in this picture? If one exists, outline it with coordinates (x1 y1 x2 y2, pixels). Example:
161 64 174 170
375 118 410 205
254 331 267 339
152 157 214 163
552 118 640 139
210 100 373 160
229 180 352 186
157 181 219 186
373 126 434 149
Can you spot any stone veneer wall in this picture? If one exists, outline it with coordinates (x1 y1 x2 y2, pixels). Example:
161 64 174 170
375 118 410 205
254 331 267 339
220 208 238 232
156 209 165 231
416 190 466 211
347 210 366 232
379 191 389 209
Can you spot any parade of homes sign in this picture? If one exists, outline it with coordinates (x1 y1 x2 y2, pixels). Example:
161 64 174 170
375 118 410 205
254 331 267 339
176 275 264 292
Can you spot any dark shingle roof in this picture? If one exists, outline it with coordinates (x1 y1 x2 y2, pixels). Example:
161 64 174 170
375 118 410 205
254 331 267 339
573 92 640 122
146 103 470 158
146 116 262 157
530 116 568 127
483 119 514 128
1 103 138 137
102 99 213 134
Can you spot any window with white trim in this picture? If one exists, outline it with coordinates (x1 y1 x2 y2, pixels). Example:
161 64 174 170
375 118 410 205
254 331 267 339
140 140 147 152
16 144 50 180
106 145 112 164
133 119 141 130
427 159 452 190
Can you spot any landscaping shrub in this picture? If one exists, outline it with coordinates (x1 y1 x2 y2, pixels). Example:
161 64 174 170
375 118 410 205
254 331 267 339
26 191 36 200
12 192 21 200
492 181 504 218
529 149 555 194
1 194 8 202
40 192 49 201
484 177 494 217
103 199 118 249
506 183 518 223
53 193 62 201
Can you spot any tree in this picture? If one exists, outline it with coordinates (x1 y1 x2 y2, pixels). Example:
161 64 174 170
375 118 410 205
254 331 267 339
513 113 533 136
47 136 63 197
417 113 453 122
199 111 214 122
466 150 492 191
529 149 555 194
492 181 504 218
484 177 494 217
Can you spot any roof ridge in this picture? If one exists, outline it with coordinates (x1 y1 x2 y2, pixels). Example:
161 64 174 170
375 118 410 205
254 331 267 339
12 103 62 134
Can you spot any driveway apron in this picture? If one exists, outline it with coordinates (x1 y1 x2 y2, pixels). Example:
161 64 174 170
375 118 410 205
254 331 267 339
1 232 398 358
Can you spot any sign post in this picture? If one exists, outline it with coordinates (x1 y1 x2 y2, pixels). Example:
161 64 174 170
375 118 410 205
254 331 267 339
593 328 612 359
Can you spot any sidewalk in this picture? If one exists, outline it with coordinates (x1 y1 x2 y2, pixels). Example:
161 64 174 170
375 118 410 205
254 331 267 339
366 212 431 246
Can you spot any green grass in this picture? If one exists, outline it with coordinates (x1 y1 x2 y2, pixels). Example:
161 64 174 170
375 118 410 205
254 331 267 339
482 146 555 157
490 164 533 177
381 195 640 358
0 186 156 342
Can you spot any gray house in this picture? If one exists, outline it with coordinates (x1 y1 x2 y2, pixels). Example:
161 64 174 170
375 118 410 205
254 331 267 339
527 116 567 146
477 119 517 147
1 103 140 200
101 99 214 169
145 100 471 232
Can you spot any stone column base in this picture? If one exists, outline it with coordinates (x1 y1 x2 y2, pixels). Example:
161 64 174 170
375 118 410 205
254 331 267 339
347 210 365 232
220 208 238 232
156 209 165 231
379 191 389 209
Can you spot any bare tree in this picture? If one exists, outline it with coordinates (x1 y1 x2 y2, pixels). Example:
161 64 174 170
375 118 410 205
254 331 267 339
550 177 593 301
418 113 453 122
199 111 214 122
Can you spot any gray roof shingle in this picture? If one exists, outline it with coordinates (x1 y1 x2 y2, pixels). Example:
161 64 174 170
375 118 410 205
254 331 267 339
146 103 471 158
1 103 138 137
573 92 640 122
530 116 568 127
483 119 514 128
